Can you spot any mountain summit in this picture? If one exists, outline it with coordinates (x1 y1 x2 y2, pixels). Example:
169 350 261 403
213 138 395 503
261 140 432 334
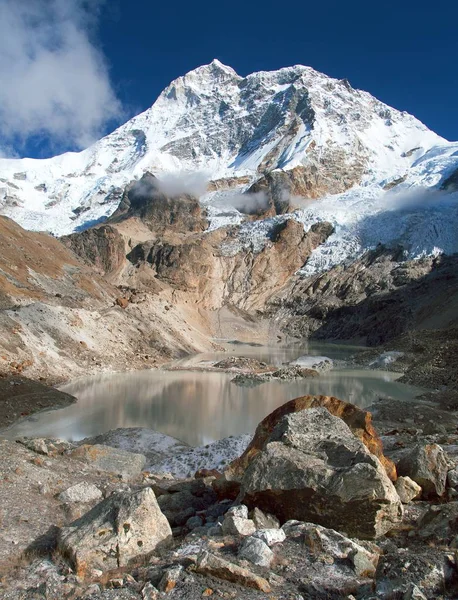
0 61 457 270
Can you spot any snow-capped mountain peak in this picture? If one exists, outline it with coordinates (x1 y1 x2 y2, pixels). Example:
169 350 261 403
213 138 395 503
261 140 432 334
0 60 457 272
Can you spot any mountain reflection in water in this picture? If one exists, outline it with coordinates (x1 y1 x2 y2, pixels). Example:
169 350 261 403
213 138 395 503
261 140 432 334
4 358 424 446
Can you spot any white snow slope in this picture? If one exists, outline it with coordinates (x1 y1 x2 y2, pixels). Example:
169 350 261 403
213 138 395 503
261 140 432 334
1 59 457 273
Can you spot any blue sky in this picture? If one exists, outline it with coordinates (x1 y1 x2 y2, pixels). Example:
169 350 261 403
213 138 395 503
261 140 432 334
1 0 456 158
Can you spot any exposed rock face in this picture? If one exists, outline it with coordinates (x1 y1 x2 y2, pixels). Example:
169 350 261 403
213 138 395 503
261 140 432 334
272 247 458 345
284 521 380 577
109 172 208 234
250 507 280 530
63 225 126 277
375 546 457 599
237 407 402 539
0 216 216 382
226 395 396 483
58 488 172 576
126 218 333 310
246 162 364 218
280 520 381 597
396 444 450 499
441 166 458 192
252 528 286 546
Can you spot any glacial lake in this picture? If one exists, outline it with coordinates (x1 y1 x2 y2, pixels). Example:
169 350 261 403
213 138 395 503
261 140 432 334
2 343 424 446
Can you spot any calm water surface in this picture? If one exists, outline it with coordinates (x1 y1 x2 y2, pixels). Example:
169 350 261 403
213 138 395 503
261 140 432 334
3 343 424 446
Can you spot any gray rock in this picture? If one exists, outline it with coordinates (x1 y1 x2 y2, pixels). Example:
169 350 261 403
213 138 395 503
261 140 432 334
416 502 458 545
222 514 256 536
58 482 103 504
78 427 189 466
83 584 101 597
158 565 183 592
301 522 380 577
58 488 172 574
17 437 75 456
395 476 422 503
238 536 273 567
403 584 427 600
141 582 159 600
195 551 271 592
239 408 403 539
447 466 458 489
226 504 248 519
69 444 146 477
252 528 286 546
250 507 280 529
375 547 455 599
186 515 204 530
207 523 223 536
396 443 450 498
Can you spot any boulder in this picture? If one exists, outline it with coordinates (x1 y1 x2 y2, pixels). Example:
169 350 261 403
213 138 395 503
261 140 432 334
225 395 396 483
395 476 422 503
58 488 171 576
238 536 273 567
396 444 450 498
195 551 271 592
69 444 146 477
58 482 103 504
238 408 403 539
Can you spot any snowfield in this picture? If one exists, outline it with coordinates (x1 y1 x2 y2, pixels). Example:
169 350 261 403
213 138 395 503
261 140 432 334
0 59 457 272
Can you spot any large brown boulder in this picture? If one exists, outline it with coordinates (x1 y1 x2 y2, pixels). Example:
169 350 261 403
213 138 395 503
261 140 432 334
225 395 396 483
236 407 402 539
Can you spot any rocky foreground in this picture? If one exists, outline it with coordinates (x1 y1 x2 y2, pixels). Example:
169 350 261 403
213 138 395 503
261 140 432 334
1 394 458 599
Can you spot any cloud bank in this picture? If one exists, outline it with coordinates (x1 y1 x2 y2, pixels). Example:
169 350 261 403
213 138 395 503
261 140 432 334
0 0 122 156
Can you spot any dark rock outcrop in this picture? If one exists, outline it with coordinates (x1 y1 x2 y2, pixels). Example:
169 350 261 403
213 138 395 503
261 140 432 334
63 225 126 276
109 172 208 234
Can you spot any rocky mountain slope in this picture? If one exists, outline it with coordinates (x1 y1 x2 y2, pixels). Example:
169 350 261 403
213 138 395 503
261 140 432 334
1 60 457 274
0 214 222 383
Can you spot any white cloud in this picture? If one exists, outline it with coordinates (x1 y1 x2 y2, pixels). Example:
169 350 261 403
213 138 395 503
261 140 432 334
156 171 210 197
0 0 123 155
